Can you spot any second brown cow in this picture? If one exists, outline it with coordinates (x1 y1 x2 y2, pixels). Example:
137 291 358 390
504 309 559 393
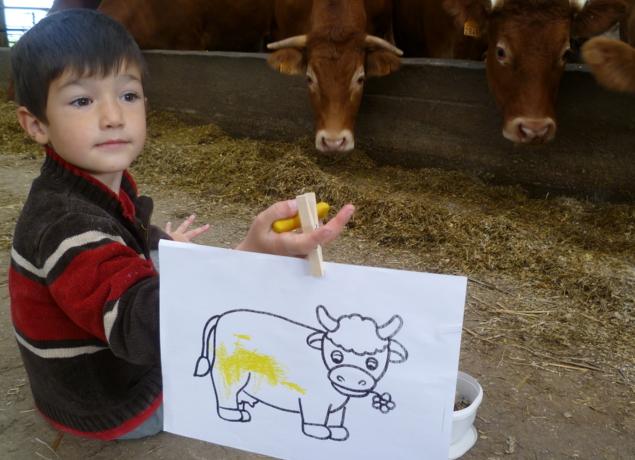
394 0 626 145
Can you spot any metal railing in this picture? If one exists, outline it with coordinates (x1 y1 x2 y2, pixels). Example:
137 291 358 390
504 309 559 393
1 5 51 46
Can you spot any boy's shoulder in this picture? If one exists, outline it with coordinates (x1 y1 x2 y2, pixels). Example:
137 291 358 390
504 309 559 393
13 174 119 252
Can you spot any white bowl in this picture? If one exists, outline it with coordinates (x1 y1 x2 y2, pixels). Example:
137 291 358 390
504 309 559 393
449 371 483 459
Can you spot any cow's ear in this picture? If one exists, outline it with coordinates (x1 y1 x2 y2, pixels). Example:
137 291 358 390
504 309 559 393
572 0 626 39
366 50 403 78
442 0 491 32
306 331 324 350
267 48 306 76
582 37 635 93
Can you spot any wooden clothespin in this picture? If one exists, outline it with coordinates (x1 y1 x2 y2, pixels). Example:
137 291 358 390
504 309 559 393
296 192 324 277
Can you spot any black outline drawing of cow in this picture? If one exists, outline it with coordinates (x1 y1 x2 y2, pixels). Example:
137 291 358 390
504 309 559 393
194 305 408 441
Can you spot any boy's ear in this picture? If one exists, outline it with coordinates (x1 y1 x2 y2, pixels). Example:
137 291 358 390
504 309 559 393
17 107 50 146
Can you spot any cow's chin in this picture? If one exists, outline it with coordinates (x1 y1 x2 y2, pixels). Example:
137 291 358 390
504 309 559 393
330 382 373 397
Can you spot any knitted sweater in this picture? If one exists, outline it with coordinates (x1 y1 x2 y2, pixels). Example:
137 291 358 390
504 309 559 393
9 147 169 440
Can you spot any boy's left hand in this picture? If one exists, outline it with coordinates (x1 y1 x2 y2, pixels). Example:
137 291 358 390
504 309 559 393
235 200 355 256
166 215 210 243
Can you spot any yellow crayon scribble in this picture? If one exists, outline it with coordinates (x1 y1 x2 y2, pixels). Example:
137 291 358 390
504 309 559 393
281 382 307 394
215 337 306 400
234 334 252 341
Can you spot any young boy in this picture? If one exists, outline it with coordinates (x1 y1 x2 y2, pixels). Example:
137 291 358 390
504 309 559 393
9 9 354 441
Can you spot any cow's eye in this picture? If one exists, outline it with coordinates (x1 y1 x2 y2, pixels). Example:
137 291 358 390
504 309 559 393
331 350 344 364
357 75 365 84
366 357 379 371
496 47 506 60
306 75 313 84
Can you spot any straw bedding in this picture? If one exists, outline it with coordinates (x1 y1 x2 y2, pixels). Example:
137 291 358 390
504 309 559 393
1 91 633 368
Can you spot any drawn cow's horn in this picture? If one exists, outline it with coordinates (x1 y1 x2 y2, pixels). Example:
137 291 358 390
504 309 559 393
377 315 403 340
316 305 339 332
364 36 403 56
267 35 308 50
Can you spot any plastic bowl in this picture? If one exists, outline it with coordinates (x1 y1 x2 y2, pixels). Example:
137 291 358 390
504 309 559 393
451 371 483 445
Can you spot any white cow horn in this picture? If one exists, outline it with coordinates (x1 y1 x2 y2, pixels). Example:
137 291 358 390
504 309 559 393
489 0 504 11
316 305 339 332
377 315 403 340
364 35 404 56
570 0 588 12
267 35 308 50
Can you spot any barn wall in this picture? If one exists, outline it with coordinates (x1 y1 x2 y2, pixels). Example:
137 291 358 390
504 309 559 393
2 47 634 202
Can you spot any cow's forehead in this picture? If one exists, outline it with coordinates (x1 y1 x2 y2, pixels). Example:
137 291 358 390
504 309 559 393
324 335 389 357
307 54 365 81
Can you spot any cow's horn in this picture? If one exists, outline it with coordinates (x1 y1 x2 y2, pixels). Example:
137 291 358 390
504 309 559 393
364 35 403 56
316 305 339 332
488 0 504 11
570 0 588 12
377 315 403 340
267 35 308 50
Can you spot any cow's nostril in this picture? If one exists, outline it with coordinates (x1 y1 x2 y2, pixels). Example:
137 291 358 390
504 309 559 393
337 375 345 382
359 380 366 386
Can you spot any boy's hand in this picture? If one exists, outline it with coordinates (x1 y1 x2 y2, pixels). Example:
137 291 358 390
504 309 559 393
166 215 210 243
235 200 355 256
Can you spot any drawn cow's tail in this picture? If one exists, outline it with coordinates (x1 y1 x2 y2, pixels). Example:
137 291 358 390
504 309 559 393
193 315 220 377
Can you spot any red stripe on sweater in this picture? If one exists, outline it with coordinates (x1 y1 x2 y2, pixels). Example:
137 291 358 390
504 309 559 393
9 266 98 341
49 242 157 340
40 393 163 440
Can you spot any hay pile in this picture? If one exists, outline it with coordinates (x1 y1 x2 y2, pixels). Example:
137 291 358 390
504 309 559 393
1 92 634 366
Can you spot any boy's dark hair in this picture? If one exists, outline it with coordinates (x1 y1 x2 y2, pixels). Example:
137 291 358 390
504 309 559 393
10 9 147 124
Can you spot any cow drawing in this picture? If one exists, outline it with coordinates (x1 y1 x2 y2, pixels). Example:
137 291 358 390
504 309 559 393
193 305 408 441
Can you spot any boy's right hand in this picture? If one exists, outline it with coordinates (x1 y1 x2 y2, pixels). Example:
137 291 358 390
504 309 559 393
234 200 355 257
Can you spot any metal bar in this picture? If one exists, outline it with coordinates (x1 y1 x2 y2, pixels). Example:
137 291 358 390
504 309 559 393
1 7 49 11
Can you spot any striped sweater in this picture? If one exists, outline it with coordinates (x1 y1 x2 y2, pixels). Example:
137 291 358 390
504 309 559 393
9 147 169 440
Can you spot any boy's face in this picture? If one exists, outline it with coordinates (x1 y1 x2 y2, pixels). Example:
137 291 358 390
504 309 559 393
19 63 146 190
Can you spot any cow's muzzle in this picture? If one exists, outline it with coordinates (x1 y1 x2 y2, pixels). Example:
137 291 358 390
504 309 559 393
328 365 377 396
316 129 355 153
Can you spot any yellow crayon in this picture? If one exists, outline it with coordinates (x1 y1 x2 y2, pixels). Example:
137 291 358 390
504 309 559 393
273 202 330 233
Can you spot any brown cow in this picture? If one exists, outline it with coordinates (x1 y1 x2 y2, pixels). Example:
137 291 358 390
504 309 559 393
97 0 274 51
583 36 635 92
393 0 626 145
267 0 403 152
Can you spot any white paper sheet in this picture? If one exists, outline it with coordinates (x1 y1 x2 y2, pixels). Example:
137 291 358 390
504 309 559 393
159 240 467 460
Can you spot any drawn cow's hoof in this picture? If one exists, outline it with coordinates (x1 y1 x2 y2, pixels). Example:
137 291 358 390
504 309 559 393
218 407 251 422
302 423 331 439
327 426 349 441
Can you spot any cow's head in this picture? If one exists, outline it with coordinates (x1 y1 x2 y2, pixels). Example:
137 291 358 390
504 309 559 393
307 305 408 397
582 37 635 93
267 29 402 153
443 0 626 145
